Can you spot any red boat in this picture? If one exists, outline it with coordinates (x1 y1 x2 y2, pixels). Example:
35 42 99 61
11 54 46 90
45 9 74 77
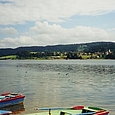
0 92 25 108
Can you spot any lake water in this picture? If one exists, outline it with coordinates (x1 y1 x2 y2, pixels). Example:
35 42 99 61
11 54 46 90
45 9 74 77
0 60 115 115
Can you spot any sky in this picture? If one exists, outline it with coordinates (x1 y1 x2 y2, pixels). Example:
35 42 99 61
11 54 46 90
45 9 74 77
0 0 115 48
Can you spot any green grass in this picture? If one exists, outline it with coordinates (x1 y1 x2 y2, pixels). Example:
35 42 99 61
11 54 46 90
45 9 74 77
81 55 91 59
0 55 17 60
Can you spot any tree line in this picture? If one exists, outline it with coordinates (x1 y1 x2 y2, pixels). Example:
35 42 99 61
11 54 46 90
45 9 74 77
0 42 115 59
15 50 115 60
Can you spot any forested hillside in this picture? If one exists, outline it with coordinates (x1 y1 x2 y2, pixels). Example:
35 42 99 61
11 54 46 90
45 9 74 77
0 42 115 57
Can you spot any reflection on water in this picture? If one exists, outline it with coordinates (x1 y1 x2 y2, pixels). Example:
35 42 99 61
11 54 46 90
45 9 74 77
0 103 25 114
0 60 115 115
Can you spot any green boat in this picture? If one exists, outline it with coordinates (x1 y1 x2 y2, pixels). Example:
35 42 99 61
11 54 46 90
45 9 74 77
27 106 109 115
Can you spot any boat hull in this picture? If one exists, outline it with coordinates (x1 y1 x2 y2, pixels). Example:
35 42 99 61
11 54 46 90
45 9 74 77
27 110 109 115
0 97 24 108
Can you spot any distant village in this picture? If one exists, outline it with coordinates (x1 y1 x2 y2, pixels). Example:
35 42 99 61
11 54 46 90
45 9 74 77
0 49 114 60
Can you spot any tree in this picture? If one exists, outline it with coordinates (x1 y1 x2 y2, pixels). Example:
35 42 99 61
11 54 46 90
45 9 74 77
105 53 115 59
16 51 30 59
66 52 82 59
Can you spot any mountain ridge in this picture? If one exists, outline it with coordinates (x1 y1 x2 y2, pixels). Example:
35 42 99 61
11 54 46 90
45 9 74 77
0 41 115 56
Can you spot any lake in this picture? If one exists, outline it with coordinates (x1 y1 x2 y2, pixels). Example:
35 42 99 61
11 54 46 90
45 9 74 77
0 60 115 115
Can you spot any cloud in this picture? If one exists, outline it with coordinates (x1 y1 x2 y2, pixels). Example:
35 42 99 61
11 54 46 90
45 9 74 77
0 21 114 48
0 36 37 47
30 21 111 41
0 27 18 35
0 0 115 25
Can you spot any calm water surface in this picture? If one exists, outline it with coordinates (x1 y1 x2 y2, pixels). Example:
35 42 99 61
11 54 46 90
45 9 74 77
0 60 115 115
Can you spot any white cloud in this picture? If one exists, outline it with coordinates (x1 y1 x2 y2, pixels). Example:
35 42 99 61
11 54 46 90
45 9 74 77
0 27 18 35
0 21 114 48
0 36 38 48
30 21 63 34
0 0 115 25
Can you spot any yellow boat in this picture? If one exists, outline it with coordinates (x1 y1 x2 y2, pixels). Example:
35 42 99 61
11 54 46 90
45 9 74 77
27 106 109 115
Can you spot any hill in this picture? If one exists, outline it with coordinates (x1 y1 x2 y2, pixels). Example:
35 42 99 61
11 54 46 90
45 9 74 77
0 41 115 57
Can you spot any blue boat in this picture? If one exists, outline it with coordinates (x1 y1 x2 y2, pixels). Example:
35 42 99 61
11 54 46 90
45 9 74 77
0 110 12 115
0 92 25 108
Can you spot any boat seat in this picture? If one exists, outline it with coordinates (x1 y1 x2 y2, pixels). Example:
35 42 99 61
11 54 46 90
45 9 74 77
59 110 82 115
